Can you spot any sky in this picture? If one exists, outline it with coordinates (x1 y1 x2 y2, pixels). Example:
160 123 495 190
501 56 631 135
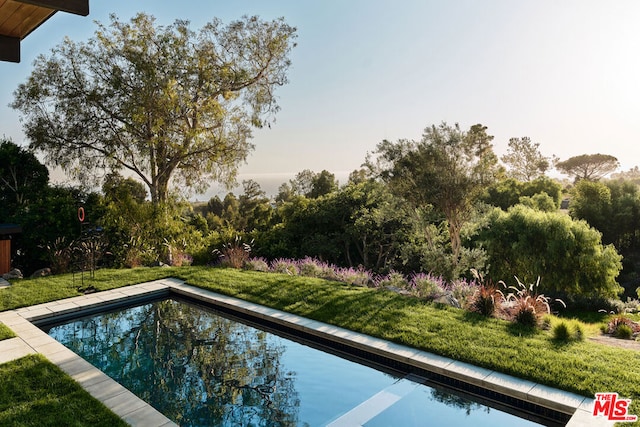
1 0 640 198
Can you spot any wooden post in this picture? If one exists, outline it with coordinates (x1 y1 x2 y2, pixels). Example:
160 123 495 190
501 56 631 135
0 240 10 275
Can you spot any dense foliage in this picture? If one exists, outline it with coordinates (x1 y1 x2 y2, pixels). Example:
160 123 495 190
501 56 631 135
556 153 620 182
371 122 503 261
4 11 636 305
11 13 297 205
4 126 634 307
475 205 623 299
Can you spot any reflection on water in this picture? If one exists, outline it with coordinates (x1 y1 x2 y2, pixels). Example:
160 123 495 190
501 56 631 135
48 300 300 426
46 298 543 427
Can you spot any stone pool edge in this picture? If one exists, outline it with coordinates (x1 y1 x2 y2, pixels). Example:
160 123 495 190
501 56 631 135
0 278 613 427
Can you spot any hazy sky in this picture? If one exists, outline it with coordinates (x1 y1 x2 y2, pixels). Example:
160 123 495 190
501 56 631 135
1 1 639 197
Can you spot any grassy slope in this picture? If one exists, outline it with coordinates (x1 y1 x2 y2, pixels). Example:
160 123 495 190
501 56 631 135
1 266 639 421
174 267 640 402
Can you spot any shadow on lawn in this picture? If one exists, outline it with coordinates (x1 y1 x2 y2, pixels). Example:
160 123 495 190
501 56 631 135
506 322 539 338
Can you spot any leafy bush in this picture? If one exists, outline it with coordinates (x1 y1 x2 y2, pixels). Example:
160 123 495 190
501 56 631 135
410 273 446 300
476 205 623 299
271 258 300 275
606 315 640 339
375 271 409 289
244 257 270 272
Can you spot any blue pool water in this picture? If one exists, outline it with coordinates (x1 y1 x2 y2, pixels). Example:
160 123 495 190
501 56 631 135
44 298 545 426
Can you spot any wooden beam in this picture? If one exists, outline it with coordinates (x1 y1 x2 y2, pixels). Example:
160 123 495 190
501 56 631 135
15 0 89 16
0 35 20 63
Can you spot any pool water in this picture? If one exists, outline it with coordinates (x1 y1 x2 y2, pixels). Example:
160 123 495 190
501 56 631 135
44 298 543 426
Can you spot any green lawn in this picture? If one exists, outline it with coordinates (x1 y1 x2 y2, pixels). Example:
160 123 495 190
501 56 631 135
0 322 15 340
173 268 640 401
1 266 640 424
0 354 127 427
0 267 180 311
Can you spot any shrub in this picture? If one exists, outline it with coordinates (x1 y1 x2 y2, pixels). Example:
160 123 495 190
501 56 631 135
244 257 270 272
45 237 73 274
375 271 409 289
614 324 634 340
213 235 253 269
297 257 326 278
410 273 446 300
502 277 565 328
513 304 538 328
573 323 585 341
551 320 584 342
606 315 640 339
552 321 571 342
476 205 623 299
271 258 299 275
447 278 478 309
467 269 503 317
334 267 372 287
470 284 504 317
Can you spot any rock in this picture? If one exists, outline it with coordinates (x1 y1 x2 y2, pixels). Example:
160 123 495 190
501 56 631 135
30 267 52 278
433 293 461 309
384 286 411 296
2 268 23 280
150 261 169 267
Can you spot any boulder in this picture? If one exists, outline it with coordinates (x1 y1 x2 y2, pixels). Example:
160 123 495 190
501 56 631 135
2 268 23 280
433 293 461 309
30 267 52 278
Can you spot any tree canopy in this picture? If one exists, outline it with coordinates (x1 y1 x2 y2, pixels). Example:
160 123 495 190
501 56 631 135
11 13 297 205
555 154 619 182
0 138 49 213
500 137 551 181
372 122 503 260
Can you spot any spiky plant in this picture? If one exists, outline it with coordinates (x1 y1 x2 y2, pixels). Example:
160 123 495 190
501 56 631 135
502 276 565 328
468 269 504 317
213 235 253 269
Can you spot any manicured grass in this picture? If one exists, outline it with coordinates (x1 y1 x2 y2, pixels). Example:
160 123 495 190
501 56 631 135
0 354 127 427
2 266 640 422
174 268 640 402
0 322 15 340
0 267 179 311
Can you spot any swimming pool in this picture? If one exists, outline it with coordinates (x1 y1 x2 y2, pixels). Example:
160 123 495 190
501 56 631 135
41 297 552 426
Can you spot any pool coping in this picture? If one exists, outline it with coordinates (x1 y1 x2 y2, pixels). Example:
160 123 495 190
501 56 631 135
0 278 615 426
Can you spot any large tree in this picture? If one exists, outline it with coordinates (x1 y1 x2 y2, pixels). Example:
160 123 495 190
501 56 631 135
500 136 551 181
0 138 49 212
11 13 297 205
555 153 619 182
373 122 503 260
